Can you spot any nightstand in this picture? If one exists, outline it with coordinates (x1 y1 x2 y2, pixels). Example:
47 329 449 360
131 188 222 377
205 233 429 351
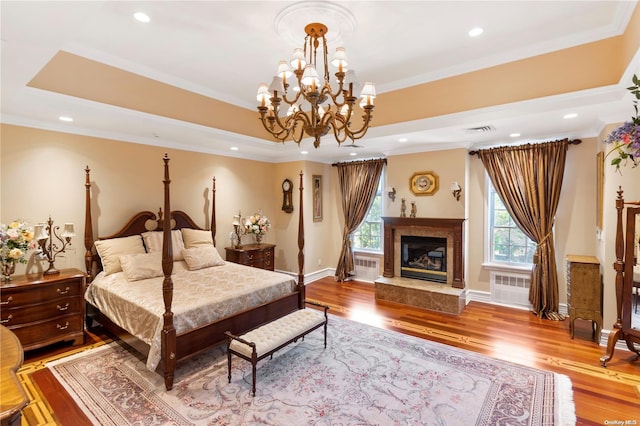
0 268 86 351
225 244 275 271
566 255 602 342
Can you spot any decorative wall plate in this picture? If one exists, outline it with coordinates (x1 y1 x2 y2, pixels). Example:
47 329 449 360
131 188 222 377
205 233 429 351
410 171 439 196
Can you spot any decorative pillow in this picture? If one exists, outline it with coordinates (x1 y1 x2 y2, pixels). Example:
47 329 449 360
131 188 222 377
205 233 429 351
181 228 214 248
120 252 163 281
142 230 185 261
181 246 225 270
95 235 146 276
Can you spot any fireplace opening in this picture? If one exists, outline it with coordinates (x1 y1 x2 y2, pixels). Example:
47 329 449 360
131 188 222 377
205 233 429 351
401 236 447 283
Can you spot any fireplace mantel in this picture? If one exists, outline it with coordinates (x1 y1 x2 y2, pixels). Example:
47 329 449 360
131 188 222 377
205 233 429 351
382 217 465 289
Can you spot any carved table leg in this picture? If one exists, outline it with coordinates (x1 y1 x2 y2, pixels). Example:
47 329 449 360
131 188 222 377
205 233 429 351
600 327 621 366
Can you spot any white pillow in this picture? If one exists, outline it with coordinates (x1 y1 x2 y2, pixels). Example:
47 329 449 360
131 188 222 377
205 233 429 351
181 246 225 270
95 235 146 276
142 230 185 261
120 252 163 281
181 228 214 248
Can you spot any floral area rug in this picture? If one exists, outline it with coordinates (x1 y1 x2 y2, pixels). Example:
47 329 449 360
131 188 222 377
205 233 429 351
47 315 575 425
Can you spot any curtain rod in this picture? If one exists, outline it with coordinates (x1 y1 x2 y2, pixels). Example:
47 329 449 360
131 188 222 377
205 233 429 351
331 158 387 167
468 139 581 157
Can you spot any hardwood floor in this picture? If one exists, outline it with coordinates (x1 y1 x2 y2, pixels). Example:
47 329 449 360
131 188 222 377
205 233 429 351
20 277 640 425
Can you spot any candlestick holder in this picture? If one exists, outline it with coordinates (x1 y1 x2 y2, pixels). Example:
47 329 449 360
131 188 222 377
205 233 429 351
232 211 249 249
34 216 75 275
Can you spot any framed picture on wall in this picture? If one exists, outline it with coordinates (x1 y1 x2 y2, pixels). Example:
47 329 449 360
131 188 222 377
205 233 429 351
410 171 439 196
313 175 323 222
596 151 604 230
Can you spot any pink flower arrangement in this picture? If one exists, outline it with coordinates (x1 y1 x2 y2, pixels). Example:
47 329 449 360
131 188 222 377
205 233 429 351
0 220 36 264
246 212 271 236
604 74 640 172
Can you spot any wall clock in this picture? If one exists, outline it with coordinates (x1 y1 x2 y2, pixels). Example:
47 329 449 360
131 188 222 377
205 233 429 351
410 171 439 196
282 178 294 213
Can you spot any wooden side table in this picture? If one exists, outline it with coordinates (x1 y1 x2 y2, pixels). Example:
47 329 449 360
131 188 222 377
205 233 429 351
0 325 29 426
225 244 275 271
566 255 602 342
0 268 86 351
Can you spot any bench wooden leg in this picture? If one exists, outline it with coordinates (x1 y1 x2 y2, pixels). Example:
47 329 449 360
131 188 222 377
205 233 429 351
227 346 232 383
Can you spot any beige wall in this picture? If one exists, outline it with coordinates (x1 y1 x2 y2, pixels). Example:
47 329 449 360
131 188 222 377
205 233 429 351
2 123 634 336
1 124 342 279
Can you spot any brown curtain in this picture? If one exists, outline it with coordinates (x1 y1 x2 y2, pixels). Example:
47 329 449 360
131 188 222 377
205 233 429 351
334 158 386 281
477 139 570 320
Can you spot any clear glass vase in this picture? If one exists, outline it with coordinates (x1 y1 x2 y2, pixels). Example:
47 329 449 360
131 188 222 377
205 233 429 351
1 260 15 282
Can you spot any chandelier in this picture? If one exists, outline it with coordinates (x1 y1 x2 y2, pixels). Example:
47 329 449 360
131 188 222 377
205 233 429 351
257 22 376 148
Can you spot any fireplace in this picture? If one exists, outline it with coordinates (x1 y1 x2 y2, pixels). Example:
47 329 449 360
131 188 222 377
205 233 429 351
401 236 447 283
381 217 465 289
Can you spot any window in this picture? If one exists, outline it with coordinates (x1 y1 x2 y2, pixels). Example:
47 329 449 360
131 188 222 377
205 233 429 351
488 179 536 265
352 174 383 251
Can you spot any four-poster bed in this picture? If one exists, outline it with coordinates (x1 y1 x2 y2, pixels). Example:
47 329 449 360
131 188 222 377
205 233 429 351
83 155 306 390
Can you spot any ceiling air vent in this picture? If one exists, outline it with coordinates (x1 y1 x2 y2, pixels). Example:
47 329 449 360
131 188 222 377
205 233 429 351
465 125 495 133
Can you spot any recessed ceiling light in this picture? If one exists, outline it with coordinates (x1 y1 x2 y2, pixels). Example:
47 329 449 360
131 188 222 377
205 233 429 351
509 133 520 138
468 27 484 37
230 146 238 151
349 152 357 156
563 113 578 119
398 137 408 143
300 150 308 155
134 12 150 23
58 116 73 122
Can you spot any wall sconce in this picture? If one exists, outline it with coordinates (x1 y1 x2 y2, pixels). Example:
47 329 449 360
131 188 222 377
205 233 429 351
34 216 75 275
450 181 462 202
386 187 396 202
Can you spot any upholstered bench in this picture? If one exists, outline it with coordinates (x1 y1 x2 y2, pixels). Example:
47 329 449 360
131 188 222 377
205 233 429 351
225 301 329 396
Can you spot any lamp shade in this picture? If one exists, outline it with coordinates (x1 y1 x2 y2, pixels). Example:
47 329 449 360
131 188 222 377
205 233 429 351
360 82 376 99
301 65 320 88
331 47 348 70
290 48 306 70
34 224 48 241
268 76 285 95
256 83 271 104
277 60 293 79
61 223 75 238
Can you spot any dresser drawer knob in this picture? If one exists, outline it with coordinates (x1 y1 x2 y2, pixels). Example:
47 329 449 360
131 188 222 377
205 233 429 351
57 286 71 295
57 322 70 330
0 314 13 324
57 303 70 311
0 296 13 305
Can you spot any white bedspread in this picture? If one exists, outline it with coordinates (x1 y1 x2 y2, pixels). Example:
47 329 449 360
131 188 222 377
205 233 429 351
84 261 297 370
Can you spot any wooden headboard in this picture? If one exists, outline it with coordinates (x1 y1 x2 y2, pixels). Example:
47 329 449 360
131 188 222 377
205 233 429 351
83 166 217 281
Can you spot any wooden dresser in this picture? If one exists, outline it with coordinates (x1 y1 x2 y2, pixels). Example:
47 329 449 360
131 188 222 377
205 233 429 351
225 244 275 271
0 268 85 351
566 255 602 342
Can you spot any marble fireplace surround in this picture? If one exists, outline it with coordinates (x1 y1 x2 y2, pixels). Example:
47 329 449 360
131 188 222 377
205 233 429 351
381 217 465 289
375 217 466 315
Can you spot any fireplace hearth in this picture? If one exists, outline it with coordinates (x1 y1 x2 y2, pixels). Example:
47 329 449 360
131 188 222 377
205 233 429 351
375 217 466 315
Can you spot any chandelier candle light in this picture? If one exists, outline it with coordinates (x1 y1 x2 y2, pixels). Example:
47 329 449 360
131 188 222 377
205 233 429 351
257 23 376 148
34 216 75 275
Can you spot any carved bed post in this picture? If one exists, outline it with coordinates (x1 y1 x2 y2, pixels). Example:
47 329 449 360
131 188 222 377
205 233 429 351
601 187 625 365
84 166 94 282
161 154 177 389
298 170 305 308
211 177 216 246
